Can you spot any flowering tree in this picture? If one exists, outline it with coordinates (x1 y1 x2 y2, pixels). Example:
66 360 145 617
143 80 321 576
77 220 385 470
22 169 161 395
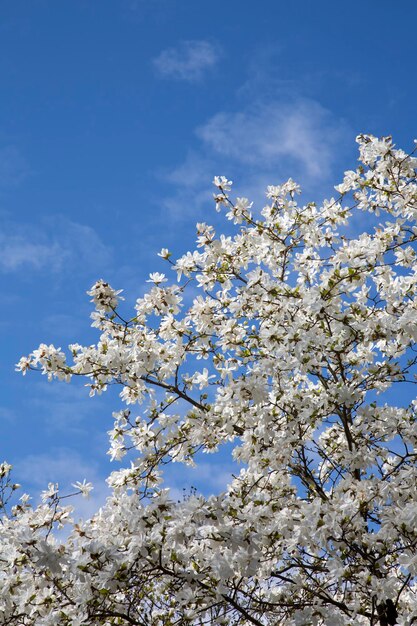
3 134 417 624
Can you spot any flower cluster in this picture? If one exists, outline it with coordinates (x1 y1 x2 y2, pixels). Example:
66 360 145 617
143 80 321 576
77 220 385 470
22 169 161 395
4 135 417 625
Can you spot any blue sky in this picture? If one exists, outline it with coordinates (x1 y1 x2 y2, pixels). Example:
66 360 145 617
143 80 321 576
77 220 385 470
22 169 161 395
1 0 416 515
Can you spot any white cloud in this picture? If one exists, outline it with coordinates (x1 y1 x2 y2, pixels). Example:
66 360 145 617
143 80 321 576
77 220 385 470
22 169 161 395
159 150 214 216
29 381 105 434
0 146 29 187
163 150 211 188
0 237 61 272
15 448 110 521
0 216 112 273
196 99 348 179
17 448 97 489
161 98 350 218
153 40 219 81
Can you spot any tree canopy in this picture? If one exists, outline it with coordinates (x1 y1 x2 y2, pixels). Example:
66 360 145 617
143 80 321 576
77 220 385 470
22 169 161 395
3 134 417 625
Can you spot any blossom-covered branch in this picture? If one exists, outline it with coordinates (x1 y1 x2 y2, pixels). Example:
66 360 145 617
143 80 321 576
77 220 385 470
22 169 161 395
5 134 417 624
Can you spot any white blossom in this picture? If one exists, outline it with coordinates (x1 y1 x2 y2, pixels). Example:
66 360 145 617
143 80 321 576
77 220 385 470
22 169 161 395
5 134 417 625
71 480 94 499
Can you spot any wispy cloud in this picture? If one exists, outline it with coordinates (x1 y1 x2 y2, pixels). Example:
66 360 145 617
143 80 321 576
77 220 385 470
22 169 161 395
124 0 171 22
159 150 214 216
155 38 354 219
153 40 219 81
0 236 61 272
196 99 348 179
15 448 110 520
0 216 112 273
29 381 107 435
0 145 30 188
161 98 350 217
17 448 98 490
